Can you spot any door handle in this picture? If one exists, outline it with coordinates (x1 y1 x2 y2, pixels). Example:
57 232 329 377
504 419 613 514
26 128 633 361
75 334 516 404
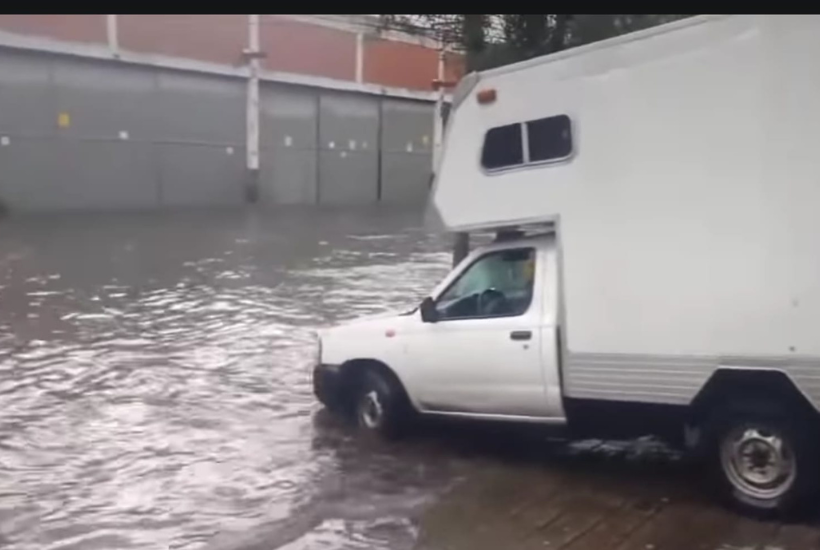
510 330 532 341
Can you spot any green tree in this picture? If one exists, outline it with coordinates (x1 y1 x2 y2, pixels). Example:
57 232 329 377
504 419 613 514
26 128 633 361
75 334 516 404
502 14 573 59
378 14 694 69
568 14 692 46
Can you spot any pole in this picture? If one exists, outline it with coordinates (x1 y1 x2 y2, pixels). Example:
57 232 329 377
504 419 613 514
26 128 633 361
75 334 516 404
355 32 364 84
452 233 470 267
435 47 470 267
432 48 445 173
106 14 119 58
245 14 261 203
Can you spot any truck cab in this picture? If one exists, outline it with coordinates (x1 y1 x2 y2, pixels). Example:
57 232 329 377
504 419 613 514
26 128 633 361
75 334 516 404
314 232 565 429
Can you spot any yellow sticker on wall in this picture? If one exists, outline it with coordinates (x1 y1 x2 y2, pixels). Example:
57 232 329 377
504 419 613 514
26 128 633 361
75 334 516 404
57 112 71 129
422 135 430 146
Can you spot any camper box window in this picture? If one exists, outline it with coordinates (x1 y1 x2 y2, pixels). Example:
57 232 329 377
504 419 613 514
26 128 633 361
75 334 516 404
527 115 572 163
481 123 523 170
480 114 573 172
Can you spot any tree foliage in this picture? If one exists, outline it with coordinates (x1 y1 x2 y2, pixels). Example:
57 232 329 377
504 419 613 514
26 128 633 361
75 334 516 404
379 14 694 71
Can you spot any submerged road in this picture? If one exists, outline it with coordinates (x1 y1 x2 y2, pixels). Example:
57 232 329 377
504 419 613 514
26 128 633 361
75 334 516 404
0 207 817 549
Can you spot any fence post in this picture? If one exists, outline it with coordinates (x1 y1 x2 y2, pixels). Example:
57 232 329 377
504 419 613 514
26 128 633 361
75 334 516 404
106 15 119 58
243 14 262 203
355 32 364 83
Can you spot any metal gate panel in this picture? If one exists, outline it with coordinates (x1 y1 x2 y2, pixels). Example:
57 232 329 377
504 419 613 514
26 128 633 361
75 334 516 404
260 150 317 204
380 153 432 204
318 149 378 204
379 98 434 204
259 84 318 204
154 70 245 206
0 140 157 211
318 92 379 204
52 57 156 140
158 143 245 207
154 70 244 146
0 50 53 138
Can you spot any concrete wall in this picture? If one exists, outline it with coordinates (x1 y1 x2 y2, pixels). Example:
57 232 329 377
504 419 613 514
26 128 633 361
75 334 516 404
0 48 434 212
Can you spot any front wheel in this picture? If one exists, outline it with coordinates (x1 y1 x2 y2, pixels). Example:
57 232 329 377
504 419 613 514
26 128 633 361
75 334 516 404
708 401 820 517
354 369 408 439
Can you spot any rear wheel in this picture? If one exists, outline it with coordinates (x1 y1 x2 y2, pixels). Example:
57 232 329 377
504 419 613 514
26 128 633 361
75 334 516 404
354 369 408 439
707 400 819 517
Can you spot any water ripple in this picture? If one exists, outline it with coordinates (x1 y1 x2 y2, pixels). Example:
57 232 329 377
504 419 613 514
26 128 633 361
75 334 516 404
0 209 454 550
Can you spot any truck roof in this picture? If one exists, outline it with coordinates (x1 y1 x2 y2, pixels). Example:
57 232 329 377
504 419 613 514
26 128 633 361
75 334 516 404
478 15 725 82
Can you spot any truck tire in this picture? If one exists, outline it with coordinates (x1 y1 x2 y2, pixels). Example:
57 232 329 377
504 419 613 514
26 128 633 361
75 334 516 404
354 369 407 439
706 399 820 517
312 366 346 414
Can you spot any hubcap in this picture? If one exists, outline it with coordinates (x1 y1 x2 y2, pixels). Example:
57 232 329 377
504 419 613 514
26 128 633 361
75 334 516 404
720 425 796 500
360 390 384 429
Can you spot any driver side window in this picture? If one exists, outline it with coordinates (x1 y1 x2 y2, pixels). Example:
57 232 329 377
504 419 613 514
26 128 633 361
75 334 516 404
435 248 536 321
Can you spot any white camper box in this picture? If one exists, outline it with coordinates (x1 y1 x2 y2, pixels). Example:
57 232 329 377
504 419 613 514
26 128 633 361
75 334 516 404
431 14 820 410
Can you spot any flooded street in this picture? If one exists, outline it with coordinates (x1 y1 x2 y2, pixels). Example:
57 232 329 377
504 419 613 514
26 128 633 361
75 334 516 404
1 207 820 550
0 208 456 550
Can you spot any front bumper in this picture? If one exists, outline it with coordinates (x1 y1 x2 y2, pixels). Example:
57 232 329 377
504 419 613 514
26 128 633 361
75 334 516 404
312 363 344 409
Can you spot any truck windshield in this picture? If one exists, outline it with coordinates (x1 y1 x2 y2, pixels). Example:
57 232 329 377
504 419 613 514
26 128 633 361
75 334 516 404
436 248 535 319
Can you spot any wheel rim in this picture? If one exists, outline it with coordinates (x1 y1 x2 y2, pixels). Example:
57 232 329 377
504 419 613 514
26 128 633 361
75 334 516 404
719 425 796 500
360 390 384 429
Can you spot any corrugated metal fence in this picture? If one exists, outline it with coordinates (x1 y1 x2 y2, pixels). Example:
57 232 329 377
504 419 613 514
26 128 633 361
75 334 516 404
0 48 435 211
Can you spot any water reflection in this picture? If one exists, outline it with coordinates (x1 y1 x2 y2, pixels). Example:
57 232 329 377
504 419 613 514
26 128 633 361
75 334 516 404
0 208 453 550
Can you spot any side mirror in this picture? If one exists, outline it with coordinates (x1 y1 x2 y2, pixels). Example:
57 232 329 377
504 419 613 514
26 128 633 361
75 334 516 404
419 297 439 323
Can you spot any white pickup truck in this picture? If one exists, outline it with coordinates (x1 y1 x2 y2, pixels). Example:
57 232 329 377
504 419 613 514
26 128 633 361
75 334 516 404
313 14 820 516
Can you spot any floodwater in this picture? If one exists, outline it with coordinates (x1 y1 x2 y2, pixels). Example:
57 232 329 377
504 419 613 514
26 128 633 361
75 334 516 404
0 207 457 550
2 207 820 550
